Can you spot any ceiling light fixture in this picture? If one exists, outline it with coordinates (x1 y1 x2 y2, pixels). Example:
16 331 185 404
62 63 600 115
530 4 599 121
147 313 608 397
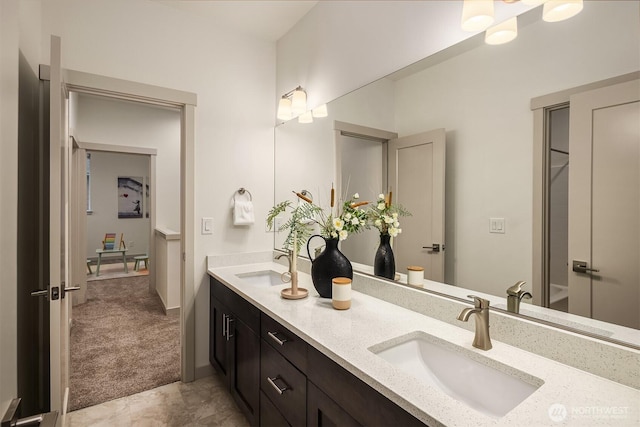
543 0 583 22
485 17 518 45
461 0 495 32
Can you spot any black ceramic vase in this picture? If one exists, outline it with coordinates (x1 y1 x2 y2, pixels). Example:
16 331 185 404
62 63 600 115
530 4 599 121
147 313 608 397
307 235 353 298
374 234 395 279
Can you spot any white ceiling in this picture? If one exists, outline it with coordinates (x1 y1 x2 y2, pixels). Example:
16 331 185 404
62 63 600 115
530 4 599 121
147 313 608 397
153 0 319 42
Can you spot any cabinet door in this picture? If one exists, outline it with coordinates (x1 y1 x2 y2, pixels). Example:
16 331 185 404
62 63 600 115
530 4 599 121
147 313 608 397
307 382 361 427
210 296 229 379
260 391 290 427
230 317 260 426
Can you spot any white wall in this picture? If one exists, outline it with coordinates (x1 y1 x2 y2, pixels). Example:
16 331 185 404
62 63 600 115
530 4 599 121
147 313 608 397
38 0 276 374
75 94 180 233
0 0 20 414
86 151 150 258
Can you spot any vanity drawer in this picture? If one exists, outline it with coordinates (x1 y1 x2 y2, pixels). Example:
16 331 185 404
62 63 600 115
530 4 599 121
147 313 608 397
260 338 306 427
261 313 308 373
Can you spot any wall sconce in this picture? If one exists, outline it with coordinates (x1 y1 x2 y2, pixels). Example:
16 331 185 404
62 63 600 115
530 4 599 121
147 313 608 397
461 0 495 32
277 86 329 123
277 86 307 121
543 0 583 22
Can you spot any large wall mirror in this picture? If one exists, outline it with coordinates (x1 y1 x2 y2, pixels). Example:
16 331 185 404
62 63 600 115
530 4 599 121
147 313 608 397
274 2 640 348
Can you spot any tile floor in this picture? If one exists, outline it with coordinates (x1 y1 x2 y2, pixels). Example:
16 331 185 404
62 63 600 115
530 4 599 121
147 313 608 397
62 373 249 427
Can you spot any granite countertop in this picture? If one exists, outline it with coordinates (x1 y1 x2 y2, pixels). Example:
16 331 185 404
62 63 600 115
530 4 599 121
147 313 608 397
208 262 640 427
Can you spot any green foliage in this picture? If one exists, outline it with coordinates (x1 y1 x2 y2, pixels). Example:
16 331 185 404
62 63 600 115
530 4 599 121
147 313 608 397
267 199 322 253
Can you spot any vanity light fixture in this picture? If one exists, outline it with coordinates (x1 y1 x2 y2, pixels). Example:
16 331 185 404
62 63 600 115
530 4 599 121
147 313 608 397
461 0 495 32
485 16 518 45
277 85 308 121
542 0 583 22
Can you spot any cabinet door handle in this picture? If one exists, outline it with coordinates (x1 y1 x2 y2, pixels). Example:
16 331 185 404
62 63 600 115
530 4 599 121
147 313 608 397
222 313 228 338
267 376 289 395
226 317 234 341
267 331 288 346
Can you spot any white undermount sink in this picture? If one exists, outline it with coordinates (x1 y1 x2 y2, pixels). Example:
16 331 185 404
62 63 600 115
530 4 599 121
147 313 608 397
235 270 284 286
369 331 543 418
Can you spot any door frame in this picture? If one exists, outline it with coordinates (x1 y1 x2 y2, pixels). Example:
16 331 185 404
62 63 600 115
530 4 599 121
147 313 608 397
41 65 197 400
531 71 639 310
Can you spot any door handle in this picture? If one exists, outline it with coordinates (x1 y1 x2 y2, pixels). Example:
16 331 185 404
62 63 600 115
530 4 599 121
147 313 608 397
30 289 49 298
62 283 81 298
572 260 600 274
226 317 234 340
222 313 228 338
423 243 444 253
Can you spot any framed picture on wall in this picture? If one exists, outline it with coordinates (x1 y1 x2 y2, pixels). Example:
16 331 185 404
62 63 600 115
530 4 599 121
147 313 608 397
118 176 143 219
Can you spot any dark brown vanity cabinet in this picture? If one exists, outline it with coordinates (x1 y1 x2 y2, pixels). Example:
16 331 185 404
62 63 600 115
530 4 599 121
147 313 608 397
210 276 427 427
210 277 260 426
260 312 308 426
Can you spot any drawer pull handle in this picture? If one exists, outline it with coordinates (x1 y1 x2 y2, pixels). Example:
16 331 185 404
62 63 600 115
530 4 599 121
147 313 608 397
267 376 289 395
267 331 288 346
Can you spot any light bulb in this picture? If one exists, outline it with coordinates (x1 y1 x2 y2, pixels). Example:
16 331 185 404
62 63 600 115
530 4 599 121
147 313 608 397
312 104 328 118
277 97 292 121
291 87 307 115
485 17 518 45
461 0 495 32
543 0 583 22
298 111 313 124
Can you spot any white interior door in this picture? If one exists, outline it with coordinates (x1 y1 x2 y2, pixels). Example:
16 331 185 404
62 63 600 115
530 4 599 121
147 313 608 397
49 35 71 413
568 79 640 329
389 129 446 282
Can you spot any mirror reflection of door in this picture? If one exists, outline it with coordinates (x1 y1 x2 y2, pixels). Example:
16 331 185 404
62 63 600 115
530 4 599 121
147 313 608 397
567 79 640 329
389 129 446 282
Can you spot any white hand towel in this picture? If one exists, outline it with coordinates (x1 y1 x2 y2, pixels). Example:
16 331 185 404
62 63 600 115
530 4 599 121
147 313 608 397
233 200 255 225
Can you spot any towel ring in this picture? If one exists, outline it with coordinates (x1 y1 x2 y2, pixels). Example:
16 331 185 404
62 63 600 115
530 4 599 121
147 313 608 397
235 187 252 201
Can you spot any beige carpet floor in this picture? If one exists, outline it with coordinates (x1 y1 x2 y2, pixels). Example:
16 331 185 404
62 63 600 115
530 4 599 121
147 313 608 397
69 275 180 411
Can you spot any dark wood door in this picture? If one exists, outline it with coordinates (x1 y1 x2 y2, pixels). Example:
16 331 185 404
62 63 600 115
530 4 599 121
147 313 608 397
307 382 361 427
229 317 260 426
210 296 229 379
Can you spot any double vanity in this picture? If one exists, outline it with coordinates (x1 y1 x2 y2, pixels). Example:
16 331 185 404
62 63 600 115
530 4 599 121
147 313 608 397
207 253 639 426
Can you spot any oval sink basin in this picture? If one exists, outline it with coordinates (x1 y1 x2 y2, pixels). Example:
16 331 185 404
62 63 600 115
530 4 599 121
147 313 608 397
369 331 543 418
236 270 284 287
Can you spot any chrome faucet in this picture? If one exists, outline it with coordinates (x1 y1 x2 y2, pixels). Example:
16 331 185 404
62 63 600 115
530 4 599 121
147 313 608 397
506 281 532 314
457 295 492 350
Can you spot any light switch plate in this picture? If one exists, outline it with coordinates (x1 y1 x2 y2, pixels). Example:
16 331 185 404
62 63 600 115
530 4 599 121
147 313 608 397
490 218 505 234
202 217 213 235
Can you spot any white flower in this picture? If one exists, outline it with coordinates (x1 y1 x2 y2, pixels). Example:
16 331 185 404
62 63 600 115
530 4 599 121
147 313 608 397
345 213 352 220
378 194 385 199
377 202 386 210
339 230 348 241
331 231 338 238
351 218 359 225
333 218 344 230
389 227 399 237
374 219 382 227
353 193 360 199
392 212 398 219
393 221 400 228
384 215 394 224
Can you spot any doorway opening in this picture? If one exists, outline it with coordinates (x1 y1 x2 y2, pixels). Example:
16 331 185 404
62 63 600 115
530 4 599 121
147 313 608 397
67 93 182 410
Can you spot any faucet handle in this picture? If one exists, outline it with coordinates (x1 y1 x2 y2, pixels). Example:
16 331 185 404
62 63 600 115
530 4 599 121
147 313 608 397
507 281 527 296
467 295 490 309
